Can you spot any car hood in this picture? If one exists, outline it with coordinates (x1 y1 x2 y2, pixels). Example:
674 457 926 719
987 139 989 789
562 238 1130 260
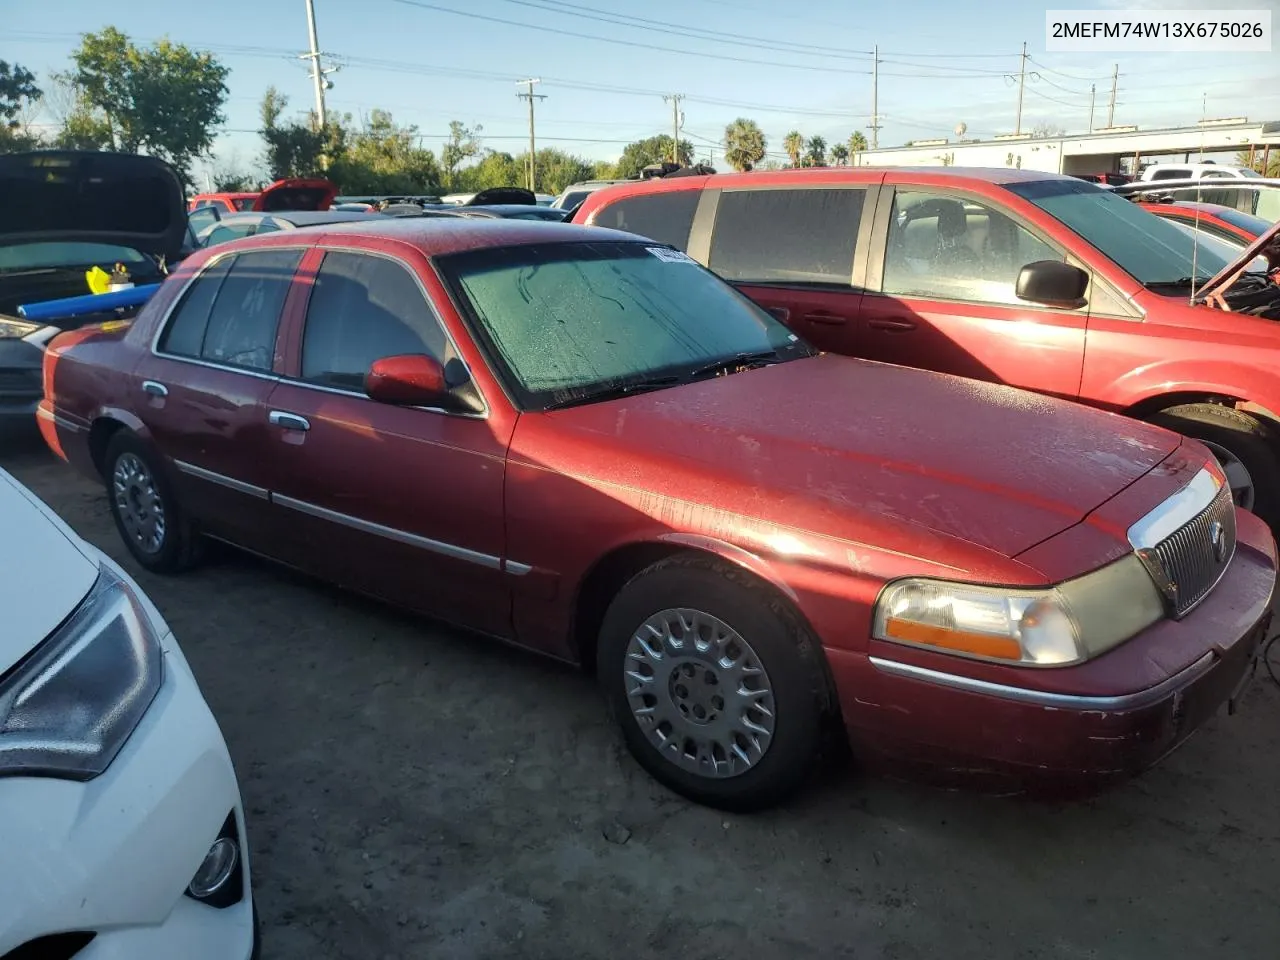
0 469 98 675
0 151 186 260
549 354 1181 559
1197 215 1280 299
253 177 337 212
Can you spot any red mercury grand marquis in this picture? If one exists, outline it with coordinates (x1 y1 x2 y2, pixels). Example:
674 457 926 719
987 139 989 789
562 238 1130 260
36 215 1276 811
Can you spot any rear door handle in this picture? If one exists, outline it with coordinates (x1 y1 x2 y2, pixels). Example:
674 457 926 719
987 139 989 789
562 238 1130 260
268 410 310 432
868 318 917 331
141 380 168 397
802 312 847 326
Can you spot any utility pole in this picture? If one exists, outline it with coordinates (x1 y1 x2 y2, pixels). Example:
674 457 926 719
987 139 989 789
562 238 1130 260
1015 41 1027 135
869 44 880 150
1088 83 1095 133
516 79 545 192
663 94 685 165
302 0 328 128
1106 64 1119 128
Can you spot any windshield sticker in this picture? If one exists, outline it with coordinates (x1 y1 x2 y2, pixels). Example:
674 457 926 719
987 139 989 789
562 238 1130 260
647 247 697 264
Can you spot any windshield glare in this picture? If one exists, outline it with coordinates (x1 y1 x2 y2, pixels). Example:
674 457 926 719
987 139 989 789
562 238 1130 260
1005 179 1236 284
1159 217 1270 273
441 240 811 409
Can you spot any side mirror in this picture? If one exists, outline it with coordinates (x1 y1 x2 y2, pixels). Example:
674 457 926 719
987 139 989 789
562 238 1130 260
363 354 480 413
1015 260 1089 309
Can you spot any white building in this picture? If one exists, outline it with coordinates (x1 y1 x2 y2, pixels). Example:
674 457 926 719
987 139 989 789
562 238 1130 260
855 118 1280 176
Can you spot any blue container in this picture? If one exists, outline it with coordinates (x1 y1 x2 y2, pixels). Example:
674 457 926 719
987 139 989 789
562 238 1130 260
17 283 162 323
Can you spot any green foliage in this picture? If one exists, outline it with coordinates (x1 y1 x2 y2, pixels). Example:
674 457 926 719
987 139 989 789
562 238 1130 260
830 143 849 165
591 159 616 180
1236 149 1279 177
441 121 483 189
453 147 595 195
68 27 229 183
212 169 258 191
0 61 41 127
804 135 827 167
613 135 693 179
849 130 868 157
723 118 766 172
259 87 345 181
333 109 441 194
783 131 804 168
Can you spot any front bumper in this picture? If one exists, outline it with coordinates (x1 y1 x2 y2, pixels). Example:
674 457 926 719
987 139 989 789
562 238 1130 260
0 552 255 959
0 336 46 425
831 507 1277 793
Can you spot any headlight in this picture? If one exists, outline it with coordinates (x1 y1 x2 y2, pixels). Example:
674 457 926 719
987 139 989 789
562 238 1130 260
0 564 163 779
0 317 41 339
872 554 1166 667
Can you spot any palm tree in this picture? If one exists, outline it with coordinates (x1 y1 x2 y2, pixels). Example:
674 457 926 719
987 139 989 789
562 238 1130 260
830 143 849 165
804 136 827 167
783 130 804 168
849 130 868 165
723 118 767 172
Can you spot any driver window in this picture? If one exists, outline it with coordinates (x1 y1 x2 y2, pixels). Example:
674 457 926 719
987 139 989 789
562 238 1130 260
882 191 1063 306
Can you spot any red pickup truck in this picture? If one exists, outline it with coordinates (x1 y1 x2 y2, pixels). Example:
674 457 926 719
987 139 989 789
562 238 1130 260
573 168 1280 525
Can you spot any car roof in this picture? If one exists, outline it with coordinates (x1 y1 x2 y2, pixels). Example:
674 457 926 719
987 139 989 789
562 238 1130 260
211 210 383 226
225 217 641 257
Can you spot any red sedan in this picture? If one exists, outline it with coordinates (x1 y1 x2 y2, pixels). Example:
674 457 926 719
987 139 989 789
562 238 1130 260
1139 199 1273 246
37 219 1276 810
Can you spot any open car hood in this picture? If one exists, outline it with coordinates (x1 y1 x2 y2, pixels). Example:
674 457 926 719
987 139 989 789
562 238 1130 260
0 151 186 260
1197 216 1280 301
252 178 337 212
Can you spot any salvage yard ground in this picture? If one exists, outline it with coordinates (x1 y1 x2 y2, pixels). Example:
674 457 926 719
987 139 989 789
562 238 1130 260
4 434 1279 960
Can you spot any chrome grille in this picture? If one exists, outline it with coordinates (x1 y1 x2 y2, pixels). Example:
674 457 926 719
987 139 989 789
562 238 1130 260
1148 483 1236 617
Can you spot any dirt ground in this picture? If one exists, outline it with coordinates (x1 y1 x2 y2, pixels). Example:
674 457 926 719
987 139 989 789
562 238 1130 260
4 433 1280 960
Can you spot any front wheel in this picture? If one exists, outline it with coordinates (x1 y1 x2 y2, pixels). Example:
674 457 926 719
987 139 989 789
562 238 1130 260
1148 403 1280 527
597 555 825 812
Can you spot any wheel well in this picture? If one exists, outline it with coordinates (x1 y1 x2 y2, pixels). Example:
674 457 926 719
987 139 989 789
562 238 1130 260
87 418 127 477
570 543 840 717
1124 391 1241 420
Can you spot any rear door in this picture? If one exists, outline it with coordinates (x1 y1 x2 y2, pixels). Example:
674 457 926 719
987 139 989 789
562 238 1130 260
859 185 1086 399
132 245 304 550
692 183 874 356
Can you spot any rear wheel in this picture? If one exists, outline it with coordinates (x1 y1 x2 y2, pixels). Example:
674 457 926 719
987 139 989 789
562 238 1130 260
104 432 203 573
1147 403 1280 526
597 555 825 812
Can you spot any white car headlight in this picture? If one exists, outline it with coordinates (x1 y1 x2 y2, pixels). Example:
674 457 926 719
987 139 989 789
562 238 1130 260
0 317 42 339
0 564 163 779
872 554 1167 667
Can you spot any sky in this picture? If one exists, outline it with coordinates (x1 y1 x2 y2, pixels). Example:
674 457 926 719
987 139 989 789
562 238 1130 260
8 0 1280 184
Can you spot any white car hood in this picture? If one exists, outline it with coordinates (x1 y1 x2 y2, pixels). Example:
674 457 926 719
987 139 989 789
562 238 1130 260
0 468 97 674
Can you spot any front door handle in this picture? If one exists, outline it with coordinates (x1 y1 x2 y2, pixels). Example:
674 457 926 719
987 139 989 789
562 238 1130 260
268 410 310 432
802 312 847 326
765 306 790 323
141 380 168 397
868 318 918 331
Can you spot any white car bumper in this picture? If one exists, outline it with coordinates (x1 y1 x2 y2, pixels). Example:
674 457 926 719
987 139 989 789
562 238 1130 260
0 551 255 960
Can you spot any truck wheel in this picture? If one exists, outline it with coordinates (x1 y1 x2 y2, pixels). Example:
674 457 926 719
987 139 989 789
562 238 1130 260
1148 403 1280 526
104 432 204 573
597 555 825 812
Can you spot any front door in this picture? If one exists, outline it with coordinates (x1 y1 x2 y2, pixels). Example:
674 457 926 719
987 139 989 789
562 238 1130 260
263 247 513 638
860 188 1086 400
133 246 303 550
702 185 870 356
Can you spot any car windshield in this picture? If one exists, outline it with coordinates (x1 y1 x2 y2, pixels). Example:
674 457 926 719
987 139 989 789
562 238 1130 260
1005 179 1237 285
1158 217 1270 274
1213 206 1274 234
440 240 813 410
0 242 150 272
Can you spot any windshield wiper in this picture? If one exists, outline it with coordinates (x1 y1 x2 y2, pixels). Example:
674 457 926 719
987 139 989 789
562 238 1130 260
686 349 781 380
542 375 684 411
1144 276 1214 288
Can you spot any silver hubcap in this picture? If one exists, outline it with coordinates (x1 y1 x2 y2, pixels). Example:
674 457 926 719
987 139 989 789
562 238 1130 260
623 607 776 779
112 453 166 554
1201 440 1255 511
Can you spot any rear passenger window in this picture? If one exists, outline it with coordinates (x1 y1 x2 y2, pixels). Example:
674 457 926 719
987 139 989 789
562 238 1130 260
300 251 447 391
709 188 864 286
158 256 233 357
591 190 700 251
198 248 302 371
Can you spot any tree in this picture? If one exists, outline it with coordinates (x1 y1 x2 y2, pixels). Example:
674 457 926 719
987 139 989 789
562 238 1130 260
530 148 594 193
804 135 827 167
723 117 766 172
44 74 113 151
336 109 441 194
1031 123 1066 138
259 87 344 181
68 27 230 183
614 135 693 179
830 143 849 165
441 121 483 189
0 61 43 152
591 159 616 180
849 130 868 163
1236 149 1280 178
783 130 804 168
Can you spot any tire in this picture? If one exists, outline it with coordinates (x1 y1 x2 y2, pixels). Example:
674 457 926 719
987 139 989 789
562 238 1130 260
597 555 826 812
104 431 204 573
1147 403 1280 528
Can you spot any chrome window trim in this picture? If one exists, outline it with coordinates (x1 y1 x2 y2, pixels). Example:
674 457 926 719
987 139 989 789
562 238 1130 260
297 244 491 421
173 460 269 500
1127 466 1223 550
868 651 1216 711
